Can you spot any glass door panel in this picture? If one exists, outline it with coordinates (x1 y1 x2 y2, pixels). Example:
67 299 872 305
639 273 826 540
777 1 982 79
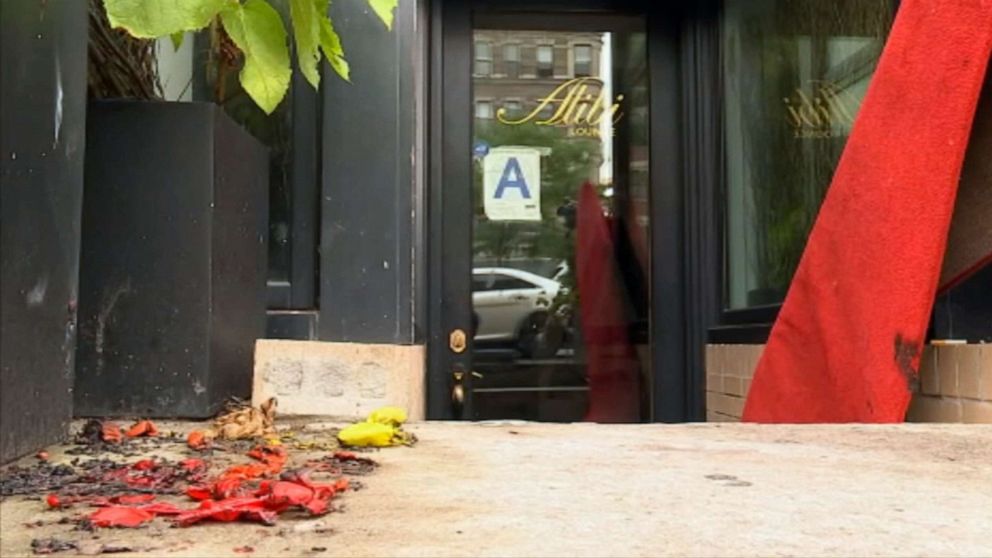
470 23 650 422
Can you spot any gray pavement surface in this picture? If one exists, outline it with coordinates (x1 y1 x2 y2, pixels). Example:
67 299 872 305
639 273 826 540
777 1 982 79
1 421 990 557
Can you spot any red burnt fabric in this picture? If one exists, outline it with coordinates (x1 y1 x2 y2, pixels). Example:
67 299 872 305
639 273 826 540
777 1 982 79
743 0 992 422
576 182 640 422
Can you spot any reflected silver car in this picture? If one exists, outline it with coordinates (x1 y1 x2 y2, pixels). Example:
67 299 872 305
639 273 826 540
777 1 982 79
472 267 565 357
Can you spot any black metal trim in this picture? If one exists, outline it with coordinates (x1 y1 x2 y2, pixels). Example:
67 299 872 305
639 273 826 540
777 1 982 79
643 4 687 422
286 68 320 309
395 0 420 342
721 304 781 325
475 13 644 31
471 0 634 12
413 0 431 344
427 0 445 419
708 324 772 344
676 0 722 421
427 0 474 419
267 280 292 308
265 310 319 340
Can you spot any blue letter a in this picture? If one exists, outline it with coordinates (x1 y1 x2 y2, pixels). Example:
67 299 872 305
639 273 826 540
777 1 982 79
494 157 531 199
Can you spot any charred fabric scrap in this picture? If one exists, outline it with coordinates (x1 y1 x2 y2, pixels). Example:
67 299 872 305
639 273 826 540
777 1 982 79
1 418 381 552
1 401 406 557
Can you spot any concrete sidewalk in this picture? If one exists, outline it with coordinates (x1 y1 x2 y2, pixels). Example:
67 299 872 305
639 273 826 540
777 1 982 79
2 422 991 557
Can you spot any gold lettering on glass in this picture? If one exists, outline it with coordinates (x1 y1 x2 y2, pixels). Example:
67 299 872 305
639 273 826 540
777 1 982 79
496 77 624 137
783 80 859 140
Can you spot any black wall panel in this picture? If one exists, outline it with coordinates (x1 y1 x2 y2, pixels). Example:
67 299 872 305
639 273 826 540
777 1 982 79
0 0 89 462
320 1 420 344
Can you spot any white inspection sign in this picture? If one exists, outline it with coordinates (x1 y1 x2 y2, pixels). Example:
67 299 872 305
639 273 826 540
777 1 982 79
482 147 542 221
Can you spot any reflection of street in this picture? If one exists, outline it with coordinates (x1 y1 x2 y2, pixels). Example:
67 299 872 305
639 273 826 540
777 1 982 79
471 264 587 422
471 266 574 359
471 351 588 422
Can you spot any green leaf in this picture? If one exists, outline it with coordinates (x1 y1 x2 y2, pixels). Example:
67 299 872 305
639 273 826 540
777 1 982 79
220 0 292 114
318 10 350 81
103 0 229 38
170 31 185 51
368 0 397 30
289 0 322 88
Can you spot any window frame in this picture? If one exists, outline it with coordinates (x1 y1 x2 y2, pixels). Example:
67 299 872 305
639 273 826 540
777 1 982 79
536 43 554 78
501 97 523 117
502 42 521 78
474 98 495 119
573 43 593 77
474 40 493 77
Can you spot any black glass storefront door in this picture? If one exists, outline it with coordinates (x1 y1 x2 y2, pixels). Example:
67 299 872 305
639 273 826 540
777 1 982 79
429 0 695 422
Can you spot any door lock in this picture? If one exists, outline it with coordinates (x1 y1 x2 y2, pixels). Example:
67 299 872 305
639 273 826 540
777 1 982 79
452 371 465 405
449 328 467 353
451 370 484 406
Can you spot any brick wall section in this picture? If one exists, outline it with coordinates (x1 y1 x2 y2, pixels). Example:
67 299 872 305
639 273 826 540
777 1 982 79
909 344 992 422
705 344 992 423
705 345 763 422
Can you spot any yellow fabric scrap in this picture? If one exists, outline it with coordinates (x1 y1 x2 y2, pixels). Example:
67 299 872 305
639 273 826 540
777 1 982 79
367 406 407 426
337 422 397 447
337 406 415 447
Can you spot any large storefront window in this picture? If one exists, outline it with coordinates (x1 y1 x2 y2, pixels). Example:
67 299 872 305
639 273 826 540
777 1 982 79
722 0 894 309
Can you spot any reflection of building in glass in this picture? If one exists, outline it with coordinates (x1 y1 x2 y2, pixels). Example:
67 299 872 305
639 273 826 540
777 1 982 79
473 31 606 121
472 31 613 268
722 0 894 309
474 30 615 184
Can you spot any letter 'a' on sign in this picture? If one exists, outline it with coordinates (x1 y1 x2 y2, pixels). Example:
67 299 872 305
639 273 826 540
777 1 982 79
483 147 541 221
494 157 532 199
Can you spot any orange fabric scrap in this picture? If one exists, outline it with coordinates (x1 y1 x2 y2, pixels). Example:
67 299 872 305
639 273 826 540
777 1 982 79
246 445 288 474
109 494 156 505
186 431 210 450
85 496 184 527
176 472 346 527
100 422 123 444
77 445 349 529
125 420 159 438
86 503 184 528
88 506 156 528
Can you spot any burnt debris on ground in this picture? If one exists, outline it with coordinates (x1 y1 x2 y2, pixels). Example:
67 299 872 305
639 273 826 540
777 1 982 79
0 405 401 555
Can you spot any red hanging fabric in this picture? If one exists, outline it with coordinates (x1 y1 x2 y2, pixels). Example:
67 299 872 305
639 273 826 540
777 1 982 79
576 182 640 422
743 0 992 422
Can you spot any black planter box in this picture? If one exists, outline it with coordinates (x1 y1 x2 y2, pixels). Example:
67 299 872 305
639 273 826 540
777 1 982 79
75 101 268 418
1 0 88 462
